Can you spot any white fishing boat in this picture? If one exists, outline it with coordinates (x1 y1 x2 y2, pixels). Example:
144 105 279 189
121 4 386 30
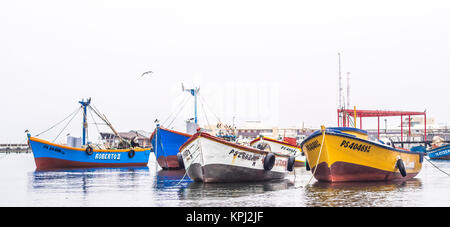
178 131 295 183
250 135 306 167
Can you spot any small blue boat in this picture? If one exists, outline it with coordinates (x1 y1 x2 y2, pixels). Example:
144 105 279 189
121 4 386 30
427 145 450 160
150 85 199 169
150 125 191 169
27 98 151 170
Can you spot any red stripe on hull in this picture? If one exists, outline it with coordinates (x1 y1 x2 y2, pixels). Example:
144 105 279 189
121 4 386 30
294 161 305 167
35 157 147 170
312 162 418 182
157 155 181 169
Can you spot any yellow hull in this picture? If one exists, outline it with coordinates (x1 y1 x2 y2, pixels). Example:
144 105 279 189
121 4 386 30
301 127 423 182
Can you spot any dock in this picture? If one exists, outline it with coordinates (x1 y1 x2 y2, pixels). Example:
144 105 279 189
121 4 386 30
0 144 31 153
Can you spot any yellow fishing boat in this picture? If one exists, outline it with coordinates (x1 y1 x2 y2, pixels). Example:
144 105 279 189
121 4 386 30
300 126 423 182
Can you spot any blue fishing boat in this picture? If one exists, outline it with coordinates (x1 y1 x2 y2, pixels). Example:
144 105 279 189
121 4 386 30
150 85 199 169
150 125 191 169
27 98 151 170
427 145 450 160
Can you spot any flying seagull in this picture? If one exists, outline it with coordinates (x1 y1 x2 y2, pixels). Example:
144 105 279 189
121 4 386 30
141 70 154 78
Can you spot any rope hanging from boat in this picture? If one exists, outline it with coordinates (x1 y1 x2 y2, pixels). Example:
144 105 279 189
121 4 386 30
305 125 326 186
34 106 82 137
424 156 450 177
52 107 82 143
173 148 202 187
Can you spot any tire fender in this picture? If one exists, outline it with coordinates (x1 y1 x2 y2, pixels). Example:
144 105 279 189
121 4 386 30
177 152 185 169
85 146 93 155
396 158 407 177
264 153 275 171
287 155 295 172
128 149 135 158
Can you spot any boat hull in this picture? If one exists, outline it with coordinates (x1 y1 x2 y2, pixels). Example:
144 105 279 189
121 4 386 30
300 127 423 182
427 145 450 160
250 136 306 167
151 127 191 169
29 137 151 170
180 133 289 183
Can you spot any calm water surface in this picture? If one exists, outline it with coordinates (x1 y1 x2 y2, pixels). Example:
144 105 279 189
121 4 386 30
0 153 449 206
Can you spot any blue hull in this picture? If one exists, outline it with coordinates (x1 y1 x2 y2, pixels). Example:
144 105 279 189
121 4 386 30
151 127 191 169
428 145 450 160
29 137 151 170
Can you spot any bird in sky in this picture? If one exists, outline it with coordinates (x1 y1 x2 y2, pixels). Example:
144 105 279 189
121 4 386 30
141 70 154 78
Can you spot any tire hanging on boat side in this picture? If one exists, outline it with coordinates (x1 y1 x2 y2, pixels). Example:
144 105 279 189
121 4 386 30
177 152 185 169
305 158 310 171
264 153 275 171
396 159 407 177
287 155 295 172
128 149 135 158
85 146 93 155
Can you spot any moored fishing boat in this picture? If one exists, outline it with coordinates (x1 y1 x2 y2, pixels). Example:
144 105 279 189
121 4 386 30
427 145 450 160
425 136 450 160
300 126 423 182
178 131 295 183
27 98 151 170
149 84 199 170
150 125 191 169
249 135 306 167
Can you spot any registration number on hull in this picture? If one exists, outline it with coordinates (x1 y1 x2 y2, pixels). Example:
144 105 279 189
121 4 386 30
340 140 371 152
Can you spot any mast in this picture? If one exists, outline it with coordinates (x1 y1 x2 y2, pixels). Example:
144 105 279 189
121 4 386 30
182 84 200 124
79 98 91 146
347 72 350 110
338 53 342 110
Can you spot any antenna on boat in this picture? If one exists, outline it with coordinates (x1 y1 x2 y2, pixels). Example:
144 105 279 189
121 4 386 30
346 72 350 110
79 98 91 146
338 53 342 110
182 83 200 124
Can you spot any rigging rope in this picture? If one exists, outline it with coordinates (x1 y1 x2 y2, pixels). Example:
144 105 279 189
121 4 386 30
88 108 107 148
424 156 450 177
35 107 81 137
199 97 211 129
173 148 202 187
199 95 222 124
52 107 82 143
166 94 192 128
161 93 190 127
305 126 326 186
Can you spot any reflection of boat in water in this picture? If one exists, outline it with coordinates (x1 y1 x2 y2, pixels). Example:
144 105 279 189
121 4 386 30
304 178 423 207
179 132 295 183
155 169 191 189
31 166 150 191
310 177 422 190
301 126 424 182
178 179 293 200
27 98 151 170
250 135 306 167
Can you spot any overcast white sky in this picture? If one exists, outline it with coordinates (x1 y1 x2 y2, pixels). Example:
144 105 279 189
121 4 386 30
1 0 450 143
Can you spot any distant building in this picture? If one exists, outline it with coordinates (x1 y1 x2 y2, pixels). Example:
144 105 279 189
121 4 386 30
203 120 316 144
100 130 152 148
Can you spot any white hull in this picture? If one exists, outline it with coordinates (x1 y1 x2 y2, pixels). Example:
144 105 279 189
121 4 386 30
250 137 306 165
180 133 289 183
